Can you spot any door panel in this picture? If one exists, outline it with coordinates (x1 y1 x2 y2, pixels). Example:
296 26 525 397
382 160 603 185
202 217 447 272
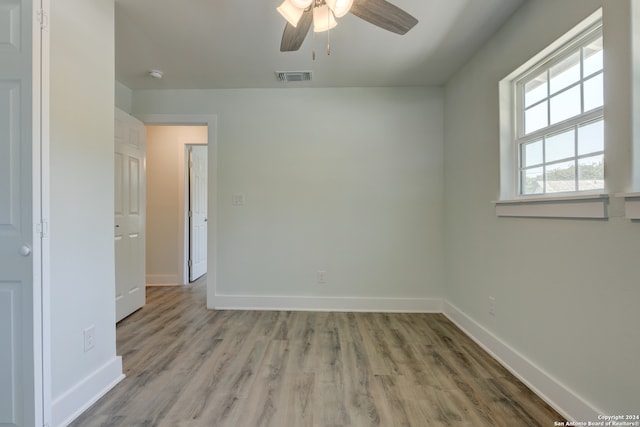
0 283 22 425
114 152 125 314
189 145 207 281
0 0 36 425
0 82 21 228
128 157 140 214
115 108 146 322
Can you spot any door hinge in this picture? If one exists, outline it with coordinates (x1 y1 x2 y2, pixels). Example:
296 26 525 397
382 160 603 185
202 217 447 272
36 220 49 238
36 9 48 30
188 210 192 218
188 259 192 267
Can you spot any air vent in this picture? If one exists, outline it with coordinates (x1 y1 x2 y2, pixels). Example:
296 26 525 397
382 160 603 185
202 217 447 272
275 71 312 83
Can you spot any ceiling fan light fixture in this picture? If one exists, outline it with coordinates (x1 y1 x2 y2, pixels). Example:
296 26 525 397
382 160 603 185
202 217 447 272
313 5 337 33
277 0 304 27
326 0 353 18
289 0 313 9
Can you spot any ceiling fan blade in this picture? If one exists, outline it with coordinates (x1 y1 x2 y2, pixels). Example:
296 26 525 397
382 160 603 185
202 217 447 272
280 9 313 52
350 0 418 35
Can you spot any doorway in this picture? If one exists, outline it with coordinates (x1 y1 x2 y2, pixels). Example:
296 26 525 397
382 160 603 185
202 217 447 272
145 124 209 286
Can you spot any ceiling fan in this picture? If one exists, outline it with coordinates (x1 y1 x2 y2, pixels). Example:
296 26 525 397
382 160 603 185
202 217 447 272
277 0 418 52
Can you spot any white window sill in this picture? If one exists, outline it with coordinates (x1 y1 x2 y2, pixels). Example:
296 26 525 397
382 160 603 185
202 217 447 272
493 193 609 219
616 193 640 220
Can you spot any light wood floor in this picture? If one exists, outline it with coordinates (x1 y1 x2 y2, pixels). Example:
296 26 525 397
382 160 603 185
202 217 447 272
71 278 564 426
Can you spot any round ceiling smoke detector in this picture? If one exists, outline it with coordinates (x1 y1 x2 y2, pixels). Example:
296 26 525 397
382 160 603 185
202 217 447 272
148 69 164 79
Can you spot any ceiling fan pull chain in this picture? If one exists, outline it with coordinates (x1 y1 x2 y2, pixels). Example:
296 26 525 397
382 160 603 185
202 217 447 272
326 8 331 55
312 27 316 60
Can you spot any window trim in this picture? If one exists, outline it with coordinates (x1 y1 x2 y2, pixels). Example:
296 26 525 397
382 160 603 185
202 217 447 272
494 193 609 219
497 8 606 218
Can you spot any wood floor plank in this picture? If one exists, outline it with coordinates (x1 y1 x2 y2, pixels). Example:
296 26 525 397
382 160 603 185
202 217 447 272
70 279 565 427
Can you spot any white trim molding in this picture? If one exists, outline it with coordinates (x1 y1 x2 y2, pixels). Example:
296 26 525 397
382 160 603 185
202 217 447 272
493 194 609 219
211 295 443 313
146 274 180 286
443 301 601 422
52 356 124 427
616 192 640 219
137 114 218 310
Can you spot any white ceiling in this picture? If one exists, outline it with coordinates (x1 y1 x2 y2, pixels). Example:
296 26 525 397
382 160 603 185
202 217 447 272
115 0 525 90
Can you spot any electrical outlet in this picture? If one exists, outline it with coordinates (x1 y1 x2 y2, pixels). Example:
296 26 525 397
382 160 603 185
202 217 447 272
489 297 496 316
317 270 327 284
84 325 95 352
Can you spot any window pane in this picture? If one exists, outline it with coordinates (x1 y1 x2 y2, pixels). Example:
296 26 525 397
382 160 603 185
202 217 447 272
524 72 548 107
546 160 576 193
550 52 580 94
578 119 604 156
583 73 604 111
583 37 603 76
514 26 604 196
550 86 581 125
578 154 604 190
525 101 548 134
521 139 543 167
521 167 544 195
546 129 575 162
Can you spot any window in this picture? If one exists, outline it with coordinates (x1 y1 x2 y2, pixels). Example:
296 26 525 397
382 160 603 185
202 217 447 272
515 24 603 196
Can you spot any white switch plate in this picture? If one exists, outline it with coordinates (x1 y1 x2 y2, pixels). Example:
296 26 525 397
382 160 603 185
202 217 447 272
317 270 327 284
232 193 245 206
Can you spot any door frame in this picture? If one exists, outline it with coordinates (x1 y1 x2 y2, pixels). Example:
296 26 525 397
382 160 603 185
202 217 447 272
139 115 217 302
35 0 51 424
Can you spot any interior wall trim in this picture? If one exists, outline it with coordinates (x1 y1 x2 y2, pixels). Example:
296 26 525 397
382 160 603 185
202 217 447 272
145 274 180 286
210 295 443 313
51 356 124 427
443 301 600 422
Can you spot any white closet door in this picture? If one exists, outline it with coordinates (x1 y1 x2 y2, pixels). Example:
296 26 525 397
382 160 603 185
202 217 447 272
0 0 40 425
115 108 146 322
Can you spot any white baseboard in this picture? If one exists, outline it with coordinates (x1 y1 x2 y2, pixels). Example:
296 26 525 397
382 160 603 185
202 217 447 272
210 294 443 313
52 356 124 427
443 301 600 422
146 274 179 286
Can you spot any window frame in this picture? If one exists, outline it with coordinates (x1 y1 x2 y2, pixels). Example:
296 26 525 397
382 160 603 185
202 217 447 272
513 22 604 197
495 8 609 219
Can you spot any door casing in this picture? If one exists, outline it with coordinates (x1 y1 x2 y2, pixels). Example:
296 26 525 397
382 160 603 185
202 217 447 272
139 115 217 301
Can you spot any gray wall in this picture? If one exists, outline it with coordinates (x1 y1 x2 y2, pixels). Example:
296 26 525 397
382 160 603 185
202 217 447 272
115 80 133 114
50 0 121 424
134 87 445 309
444 0 639 416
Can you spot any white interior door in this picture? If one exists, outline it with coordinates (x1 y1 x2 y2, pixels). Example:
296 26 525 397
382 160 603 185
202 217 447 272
188 145 207 282
0 0 40 425
114 108 146 322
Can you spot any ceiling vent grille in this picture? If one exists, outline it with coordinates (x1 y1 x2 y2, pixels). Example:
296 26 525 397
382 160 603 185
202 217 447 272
275 71 312 82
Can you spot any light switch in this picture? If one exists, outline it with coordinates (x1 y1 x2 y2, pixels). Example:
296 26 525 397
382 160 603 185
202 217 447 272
232 193 245 206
